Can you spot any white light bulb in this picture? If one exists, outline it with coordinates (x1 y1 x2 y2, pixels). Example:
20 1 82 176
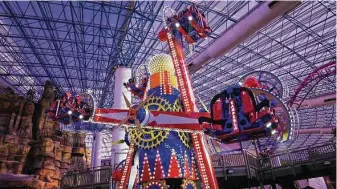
266 122 272 128
271 129 277 135
188 16 193 21
68 110 73 115
175 22 180 28
79 114 83 119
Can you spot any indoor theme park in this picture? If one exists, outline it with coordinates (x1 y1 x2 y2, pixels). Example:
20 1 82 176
0 1 335 189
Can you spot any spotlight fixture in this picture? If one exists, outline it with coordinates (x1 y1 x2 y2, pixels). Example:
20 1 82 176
68 110 73 115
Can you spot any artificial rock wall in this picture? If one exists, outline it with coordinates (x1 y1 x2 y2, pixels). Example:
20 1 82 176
0 91 34 175
0 82 91 189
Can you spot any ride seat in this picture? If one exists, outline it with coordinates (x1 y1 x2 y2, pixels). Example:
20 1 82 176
240 88 271 114
241 91 255 115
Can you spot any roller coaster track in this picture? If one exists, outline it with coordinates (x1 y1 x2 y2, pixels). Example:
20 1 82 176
288 61 336 108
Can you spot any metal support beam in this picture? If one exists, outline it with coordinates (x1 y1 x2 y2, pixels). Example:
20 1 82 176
188 1 301 73
297 128 334 135
2 2 61 89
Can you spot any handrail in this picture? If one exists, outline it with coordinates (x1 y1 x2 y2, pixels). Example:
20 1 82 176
212 153 246 167
61 166 113 188
271 141 335 156
266 143 336 169
62 165 112 175
211 142 336 169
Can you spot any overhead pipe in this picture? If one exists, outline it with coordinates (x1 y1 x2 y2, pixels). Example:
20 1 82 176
296 128 335 135
292 93 336 109
188 1 301 73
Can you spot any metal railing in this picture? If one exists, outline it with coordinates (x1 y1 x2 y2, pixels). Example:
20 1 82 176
265 142 336 169
212 153 246 167
212 141 335 168
211 141 336 179
60 166 112 189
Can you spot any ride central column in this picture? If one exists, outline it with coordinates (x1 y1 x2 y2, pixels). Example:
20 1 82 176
111 67 131 168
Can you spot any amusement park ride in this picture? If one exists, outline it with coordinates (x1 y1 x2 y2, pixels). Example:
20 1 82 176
49 5 297 189
48 92 95 125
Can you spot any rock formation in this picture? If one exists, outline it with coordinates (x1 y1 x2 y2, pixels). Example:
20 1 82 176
68 132 89 172
0 82 91 189
0 88 34 175
32 80 55 140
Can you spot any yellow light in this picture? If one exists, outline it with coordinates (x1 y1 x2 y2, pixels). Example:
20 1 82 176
147 54 175 75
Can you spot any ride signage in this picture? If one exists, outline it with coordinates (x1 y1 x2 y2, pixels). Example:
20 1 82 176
229 99 239 134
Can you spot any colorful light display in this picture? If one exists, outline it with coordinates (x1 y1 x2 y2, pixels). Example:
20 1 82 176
55 4 293 189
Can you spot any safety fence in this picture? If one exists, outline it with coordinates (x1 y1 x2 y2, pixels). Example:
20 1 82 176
61 166 112 189
212 153 246 167
211 141 336 171
261 142 335 169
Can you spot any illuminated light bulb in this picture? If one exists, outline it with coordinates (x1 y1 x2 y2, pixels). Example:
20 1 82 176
175 22 180 28
266 122 272 128
277 136 281 140
79 114 83 119
238 82 243 86
188 16 193 21
68 110 73 115
271 129 278 135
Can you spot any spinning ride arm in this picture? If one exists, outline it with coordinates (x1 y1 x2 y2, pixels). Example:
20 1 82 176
161 7 218 189
93 108 209 132
166 30 197 112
